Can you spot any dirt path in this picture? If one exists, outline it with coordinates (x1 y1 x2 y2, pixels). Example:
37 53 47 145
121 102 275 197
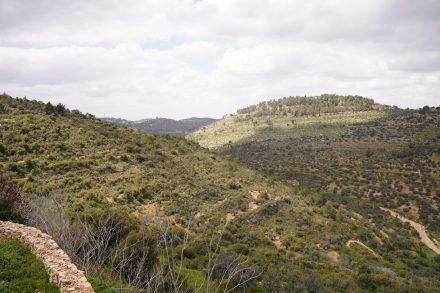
380 207 440 255
346 239 379 257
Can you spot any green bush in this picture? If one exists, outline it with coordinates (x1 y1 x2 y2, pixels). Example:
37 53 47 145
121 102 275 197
0 179 24 223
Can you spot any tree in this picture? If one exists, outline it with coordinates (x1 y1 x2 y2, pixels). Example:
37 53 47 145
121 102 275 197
419 105 430 114
55 103 67 115
44 102 56 115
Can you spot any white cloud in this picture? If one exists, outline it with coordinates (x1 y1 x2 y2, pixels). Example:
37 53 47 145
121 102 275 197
0 0 439 119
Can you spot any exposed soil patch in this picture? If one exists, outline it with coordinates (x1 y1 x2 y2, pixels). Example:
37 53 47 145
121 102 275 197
249 190 260 200
226 213 235 224
266 235 284 250
248 201 259 211
327 251 341 265
140 202 157 216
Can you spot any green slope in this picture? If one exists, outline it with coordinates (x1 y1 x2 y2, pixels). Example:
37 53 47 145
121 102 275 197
189 94 440 291
188 95 389 149
2 94 440 292
0 239 59 292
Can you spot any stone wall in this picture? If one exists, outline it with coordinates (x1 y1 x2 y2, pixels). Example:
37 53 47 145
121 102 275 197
0 220 94 293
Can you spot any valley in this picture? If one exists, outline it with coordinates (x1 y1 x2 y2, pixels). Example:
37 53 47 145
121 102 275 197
101 117 216 137
1 94 439 292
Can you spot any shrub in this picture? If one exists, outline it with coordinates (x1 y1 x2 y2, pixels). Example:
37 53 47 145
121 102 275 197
205 252 260 291
0 178 24 222
115 229 159 287
357 273 391 291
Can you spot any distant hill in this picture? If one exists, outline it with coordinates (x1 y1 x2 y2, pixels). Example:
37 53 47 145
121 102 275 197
101 117 216 137
236 94 392 117
189 94 440 284
188 94 393 149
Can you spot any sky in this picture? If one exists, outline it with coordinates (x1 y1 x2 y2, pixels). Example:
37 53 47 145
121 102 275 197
1 0 439 119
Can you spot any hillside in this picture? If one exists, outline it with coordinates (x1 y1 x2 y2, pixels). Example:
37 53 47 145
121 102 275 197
101 117 215 137
188 95 391 149
190 94 440 287
190 95 440 228
2 94 440 292
220 107 440 230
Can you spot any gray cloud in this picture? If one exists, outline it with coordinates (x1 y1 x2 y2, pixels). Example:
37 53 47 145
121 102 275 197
0 0 439 119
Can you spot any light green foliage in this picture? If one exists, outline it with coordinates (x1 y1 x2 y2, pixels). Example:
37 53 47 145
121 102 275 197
189 107 386 149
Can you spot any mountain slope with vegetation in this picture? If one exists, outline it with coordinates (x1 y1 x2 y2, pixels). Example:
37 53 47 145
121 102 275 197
189 94 440 290
101 117 215 137
188 95 391 149
1 94 440 292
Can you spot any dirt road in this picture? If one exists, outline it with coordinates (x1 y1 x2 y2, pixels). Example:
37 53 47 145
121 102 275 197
380 207 440 255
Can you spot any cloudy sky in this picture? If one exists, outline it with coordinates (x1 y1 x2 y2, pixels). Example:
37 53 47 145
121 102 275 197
1 0 439 119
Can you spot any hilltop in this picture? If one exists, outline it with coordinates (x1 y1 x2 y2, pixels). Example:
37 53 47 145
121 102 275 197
101 117 215 137
2 94 440 292
236 94 390 117
188 95 392 149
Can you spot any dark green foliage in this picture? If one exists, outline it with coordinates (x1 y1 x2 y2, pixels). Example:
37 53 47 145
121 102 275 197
263 267 326 293
357 273 391 291
237 94 377 117
87 277 116 293
0 179 24 223
0 239 59 292
45 102 67 116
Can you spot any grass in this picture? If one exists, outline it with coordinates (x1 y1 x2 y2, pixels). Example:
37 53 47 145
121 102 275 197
0 239 59 293
189 111 386 149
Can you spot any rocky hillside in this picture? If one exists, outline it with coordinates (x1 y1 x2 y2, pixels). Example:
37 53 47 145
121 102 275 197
2 94 440 292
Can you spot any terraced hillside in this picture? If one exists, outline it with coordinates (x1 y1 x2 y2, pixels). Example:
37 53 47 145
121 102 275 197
219 105 440 235
190 95 440 286
2 94 440 292
188 95 390 149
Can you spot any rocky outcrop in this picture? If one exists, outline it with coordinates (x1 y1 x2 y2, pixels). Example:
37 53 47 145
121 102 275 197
0 220 94 292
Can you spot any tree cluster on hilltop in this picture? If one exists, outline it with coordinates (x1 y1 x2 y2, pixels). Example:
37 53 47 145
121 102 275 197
236 94 381 117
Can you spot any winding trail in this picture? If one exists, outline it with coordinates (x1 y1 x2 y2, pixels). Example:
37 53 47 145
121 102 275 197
346 239 379 257
380 207 440 255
